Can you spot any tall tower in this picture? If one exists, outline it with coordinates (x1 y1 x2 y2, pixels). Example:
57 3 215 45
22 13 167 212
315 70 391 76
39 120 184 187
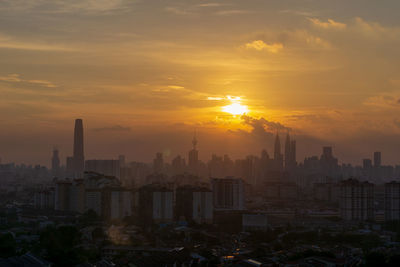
284 133 291 169
374 152 381 168
188 131 199 175
274 133 283 171
73 119 85 175
274 133 281 160
51 148 60 176
290 140 296 167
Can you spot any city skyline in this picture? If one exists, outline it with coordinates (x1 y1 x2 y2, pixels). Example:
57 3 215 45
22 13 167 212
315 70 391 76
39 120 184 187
1 2 400 265
0 117 399 168
1 0 400 165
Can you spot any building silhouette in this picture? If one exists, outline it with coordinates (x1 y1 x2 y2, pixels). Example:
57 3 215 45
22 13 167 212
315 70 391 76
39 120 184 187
73 119 85 176
188 132 199 175
385 181 400 221
51 148 60 177
175 185 213 224
274 133 283 172
340 178 374 221
153 152 164 174
374 152 382 168
284 133 297 172
211 177 245 210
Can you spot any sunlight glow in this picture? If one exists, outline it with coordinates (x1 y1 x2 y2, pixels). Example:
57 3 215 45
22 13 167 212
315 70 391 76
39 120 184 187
222 103 248 115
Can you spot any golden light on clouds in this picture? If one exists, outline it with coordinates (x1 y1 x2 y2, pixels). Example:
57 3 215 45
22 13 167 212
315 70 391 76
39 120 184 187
244 40 283 53
308 18 347 29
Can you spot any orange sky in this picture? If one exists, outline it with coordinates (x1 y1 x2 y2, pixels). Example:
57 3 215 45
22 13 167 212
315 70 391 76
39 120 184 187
0 0 400 166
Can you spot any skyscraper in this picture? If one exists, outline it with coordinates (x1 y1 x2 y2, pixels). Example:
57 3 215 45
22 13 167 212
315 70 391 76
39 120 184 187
374 152 382 168
51 148 60 177
284 133 297 172
340 178 374 221
188 132 199 175
153 152 164 174
73 119 85 176
274 133 283 171
284 133 291 167
385 181 400 221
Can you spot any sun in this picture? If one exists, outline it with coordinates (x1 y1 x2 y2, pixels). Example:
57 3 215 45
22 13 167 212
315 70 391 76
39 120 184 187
222 103 248 115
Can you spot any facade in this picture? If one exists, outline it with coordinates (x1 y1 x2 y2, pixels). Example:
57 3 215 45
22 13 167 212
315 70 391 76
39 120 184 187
53 172 128 220
340 178 374 221
107 189 133 220
69 180 85 213
385 181 400 221
138 185 174 225
85 189 102 215
55 180 72 211
34 188 55 209
175 185 213 224
211 177 245 210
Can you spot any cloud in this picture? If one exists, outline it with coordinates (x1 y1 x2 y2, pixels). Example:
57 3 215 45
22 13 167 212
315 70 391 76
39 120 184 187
244 40 283 53
0 74 57 88
353 17 400 40
0 0 135 14
364 93 400 109
167 85 185 90
165 7 193 15
0 33 76 51
308 18 347 29
215 9 252 16
207 96 224 101
241 115 291 133
93 125 131 132
304 34 332 49
197 3 225 8
0 74 22 82
280 9 317 17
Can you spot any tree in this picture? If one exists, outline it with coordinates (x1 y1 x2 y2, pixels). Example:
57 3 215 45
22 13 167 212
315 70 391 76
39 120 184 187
0 233 16 258
39 226 84 266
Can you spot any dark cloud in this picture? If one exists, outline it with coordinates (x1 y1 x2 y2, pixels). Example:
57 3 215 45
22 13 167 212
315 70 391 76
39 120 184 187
93 125 131 132
241 115 291 133
228 115 291 144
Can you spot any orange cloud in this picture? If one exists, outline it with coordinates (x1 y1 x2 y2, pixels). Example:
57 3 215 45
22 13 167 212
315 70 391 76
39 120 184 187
244 40 283 53
308 18 347 29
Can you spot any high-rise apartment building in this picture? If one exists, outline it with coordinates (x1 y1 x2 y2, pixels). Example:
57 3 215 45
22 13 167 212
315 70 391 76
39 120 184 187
385 181 400 221
175 185 213 224
211 177 245 210
340 178 374 221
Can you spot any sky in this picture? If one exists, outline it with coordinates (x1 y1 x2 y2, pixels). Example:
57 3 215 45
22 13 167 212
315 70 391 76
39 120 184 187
1 0 400 166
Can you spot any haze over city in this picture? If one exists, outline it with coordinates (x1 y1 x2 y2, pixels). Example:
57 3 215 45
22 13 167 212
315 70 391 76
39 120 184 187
3 1 400 267
1 0 400 166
